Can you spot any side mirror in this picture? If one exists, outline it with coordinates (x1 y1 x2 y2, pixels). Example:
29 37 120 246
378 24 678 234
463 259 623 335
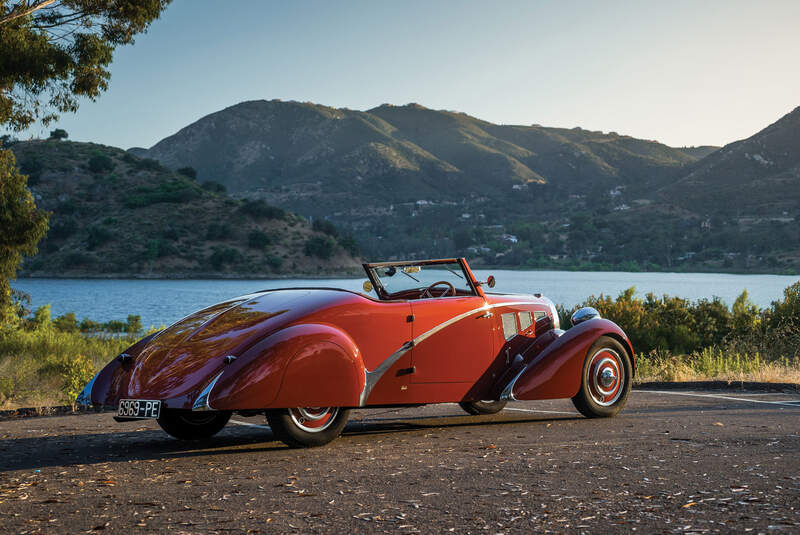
363 281 373 293
486 275 496 288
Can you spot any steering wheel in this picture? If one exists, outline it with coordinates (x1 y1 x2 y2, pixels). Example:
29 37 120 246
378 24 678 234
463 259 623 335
421 280 456 298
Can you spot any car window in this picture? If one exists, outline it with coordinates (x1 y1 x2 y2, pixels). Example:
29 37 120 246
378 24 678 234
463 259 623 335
501 312 518 340
371 262 474 297
518 311 533 331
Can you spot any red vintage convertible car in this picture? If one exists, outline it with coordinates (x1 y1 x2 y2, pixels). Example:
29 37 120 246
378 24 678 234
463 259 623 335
77 258 634 447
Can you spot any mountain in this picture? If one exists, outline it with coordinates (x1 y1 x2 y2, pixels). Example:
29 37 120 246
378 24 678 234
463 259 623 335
10 140 360 277
129 100 800 273
660 107 800 216
138 100 697 206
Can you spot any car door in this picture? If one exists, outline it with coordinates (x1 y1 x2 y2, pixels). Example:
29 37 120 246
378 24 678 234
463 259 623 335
408 295 496 402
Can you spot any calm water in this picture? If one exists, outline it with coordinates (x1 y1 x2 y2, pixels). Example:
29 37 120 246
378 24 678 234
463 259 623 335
12 271 799 329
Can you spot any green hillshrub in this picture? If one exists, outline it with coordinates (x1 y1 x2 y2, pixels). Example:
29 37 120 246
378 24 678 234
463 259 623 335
87 225 114 250
88 153 114 173
312 219 338 237
248 230 271 249
124 180 201 208
209 247 244 270
304 235 336 259
339 235 360 257
239 200 285 220
266 254 283 270
176 166 197 179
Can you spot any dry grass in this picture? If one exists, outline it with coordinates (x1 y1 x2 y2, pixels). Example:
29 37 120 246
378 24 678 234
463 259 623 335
634 347 800 384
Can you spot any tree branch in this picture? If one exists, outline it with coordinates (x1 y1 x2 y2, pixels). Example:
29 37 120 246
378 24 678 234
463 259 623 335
0 0 59 26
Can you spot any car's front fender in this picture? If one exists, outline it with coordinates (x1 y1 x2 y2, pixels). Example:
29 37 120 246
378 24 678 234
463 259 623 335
208 323 365 410
502 318 634 401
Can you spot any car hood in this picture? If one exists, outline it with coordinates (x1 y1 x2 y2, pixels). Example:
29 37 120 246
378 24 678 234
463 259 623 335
120 288 348 401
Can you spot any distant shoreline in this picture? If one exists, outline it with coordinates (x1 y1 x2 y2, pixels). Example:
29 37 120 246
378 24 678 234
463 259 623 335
16 264 800 280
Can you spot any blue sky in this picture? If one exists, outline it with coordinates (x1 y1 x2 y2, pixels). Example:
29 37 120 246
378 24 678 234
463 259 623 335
13 0 800 149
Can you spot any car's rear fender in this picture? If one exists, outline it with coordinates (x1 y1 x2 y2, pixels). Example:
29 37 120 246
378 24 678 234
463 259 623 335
208 323 365 410
502 318 634 401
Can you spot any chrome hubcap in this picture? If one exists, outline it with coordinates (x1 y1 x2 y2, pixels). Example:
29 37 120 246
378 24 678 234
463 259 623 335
587 349 624 407
289 407 338 433
599 368 616 388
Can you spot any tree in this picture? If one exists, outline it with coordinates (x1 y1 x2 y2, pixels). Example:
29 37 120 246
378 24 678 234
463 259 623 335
0 0 170 321
0 149 48 323
1 0 172 131
48 128 67 140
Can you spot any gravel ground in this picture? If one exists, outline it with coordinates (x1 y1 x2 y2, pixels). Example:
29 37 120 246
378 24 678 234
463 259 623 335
1 389 798 534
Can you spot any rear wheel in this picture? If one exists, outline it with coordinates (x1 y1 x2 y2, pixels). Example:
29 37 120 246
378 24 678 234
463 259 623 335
157 410 231 440
266 407 350 448
571 336 632 418
459 400 507 415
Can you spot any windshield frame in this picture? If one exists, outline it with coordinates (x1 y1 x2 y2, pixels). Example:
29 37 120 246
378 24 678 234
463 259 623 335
362 258 481 300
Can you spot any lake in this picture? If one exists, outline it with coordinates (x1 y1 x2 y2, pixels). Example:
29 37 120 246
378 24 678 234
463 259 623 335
12 270 799 329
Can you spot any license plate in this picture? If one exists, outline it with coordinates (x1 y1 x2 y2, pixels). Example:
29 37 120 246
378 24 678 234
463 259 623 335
118 399 161 419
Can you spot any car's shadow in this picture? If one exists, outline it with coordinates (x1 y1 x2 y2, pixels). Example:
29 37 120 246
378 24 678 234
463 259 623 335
0 413 579 472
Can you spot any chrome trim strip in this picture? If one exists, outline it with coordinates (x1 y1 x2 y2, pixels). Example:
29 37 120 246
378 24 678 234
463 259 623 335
192 372 224 411
500 366 526 401
358 300 541 405
76 372 100 408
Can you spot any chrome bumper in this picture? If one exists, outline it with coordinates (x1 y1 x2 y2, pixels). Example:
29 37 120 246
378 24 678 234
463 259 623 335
75 372 100 408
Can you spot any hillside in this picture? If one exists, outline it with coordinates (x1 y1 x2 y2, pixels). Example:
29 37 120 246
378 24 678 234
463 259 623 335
10 140 361 277
138 100 698 207
13 102 800 276
129 100 800 273
660 106 800 216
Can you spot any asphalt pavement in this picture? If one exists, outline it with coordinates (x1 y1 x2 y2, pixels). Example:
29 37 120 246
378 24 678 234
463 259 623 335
1 388 798 534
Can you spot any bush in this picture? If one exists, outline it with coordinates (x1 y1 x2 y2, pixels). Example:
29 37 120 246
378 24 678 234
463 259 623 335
177 166 197 179
247 230 271 249
88 153 114 173
208 247 243 270
134 158 165 172
40 353 95 404
87 225 114 250
124 180 201 208
312 219 338 237
304 235 336 259
266 254 283 270
53 312 79 332
239 200 285 220
339 235 360 256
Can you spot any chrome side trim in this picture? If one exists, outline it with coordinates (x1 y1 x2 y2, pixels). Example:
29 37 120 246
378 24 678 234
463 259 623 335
76 372 100 408
358 300 541 406
192 372 224 411
499 353 525 401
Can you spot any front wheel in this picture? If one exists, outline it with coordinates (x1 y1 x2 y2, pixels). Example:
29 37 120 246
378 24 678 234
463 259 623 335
266 407 350 448
571 336 632 418
157 410 231 440
459 400 507 415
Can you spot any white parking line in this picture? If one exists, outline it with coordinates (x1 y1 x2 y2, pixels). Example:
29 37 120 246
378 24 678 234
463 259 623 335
505 407 576 415
229 419 271 429
634 390 800 408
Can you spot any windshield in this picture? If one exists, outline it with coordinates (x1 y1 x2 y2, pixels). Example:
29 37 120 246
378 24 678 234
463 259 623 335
366 260 477 300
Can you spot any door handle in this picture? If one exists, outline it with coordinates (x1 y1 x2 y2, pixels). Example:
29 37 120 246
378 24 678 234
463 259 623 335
476 312 493 319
